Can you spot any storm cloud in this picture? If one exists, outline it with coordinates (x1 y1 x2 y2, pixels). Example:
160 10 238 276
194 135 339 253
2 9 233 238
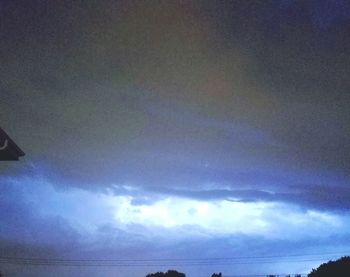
1 1 350 276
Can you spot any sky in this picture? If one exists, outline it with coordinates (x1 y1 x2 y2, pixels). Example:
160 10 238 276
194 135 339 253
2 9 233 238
1 0 350 276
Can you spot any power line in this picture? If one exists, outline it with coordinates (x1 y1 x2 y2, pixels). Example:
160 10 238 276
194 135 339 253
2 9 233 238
0 250 347 263
0 255 346 267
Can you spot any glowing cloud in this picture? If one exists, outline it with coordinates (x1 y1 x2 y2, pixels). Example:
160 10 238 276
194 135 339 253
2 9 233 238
106 194 346 238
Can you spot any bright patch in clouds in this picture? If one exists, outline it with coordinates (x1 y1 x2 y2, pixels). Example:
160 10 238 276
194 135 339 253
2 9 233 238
106 194 345 238
108 196 271 234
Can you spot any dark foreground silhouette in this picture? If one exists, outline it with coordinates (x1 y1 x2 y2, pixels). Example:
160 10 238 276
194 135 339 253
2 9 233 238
146 270 186 277
145 270 221 277
308 256 350 276
145 271 222 277
0 127 25 161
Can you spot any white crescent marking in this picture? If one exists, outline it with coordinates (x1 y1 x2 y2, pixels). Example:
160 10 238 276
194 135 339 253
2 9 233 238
0 139 8 150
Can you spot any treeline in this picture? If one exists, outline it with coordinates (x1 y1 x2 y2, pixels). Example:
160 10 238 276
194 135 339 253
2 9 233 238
146 271 221 277
308 256 350 276
146 270 186 277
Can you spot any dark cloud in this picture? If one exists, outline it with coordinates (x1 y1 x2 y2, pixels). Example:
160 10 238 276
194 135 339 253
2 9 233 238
1 1 349 192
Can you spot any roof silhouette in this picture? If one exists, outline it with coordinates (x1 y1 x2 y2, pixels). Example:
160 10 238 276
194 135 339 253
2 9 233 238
0 127 25 161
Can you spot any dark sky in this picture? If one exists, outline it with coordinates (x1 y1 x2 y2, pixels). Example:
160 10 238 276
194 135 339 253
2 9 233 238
1 1 350 276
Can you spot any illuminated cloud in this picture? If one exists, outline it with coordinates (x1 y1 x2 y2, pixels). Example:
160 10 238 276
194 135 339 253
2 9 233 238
3 176 347 241
105 193 346 240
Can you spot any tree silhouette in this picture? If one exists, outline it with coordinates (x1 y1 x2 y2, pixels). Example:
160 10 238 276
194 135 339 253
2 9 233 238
308 256 350 276
146 270 186 277
211 273 222 277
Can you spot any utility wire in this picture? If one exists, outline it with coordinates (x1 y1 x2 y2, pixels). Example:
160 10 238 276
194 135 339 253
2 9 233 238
0 256 345 267
0 250 347 263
